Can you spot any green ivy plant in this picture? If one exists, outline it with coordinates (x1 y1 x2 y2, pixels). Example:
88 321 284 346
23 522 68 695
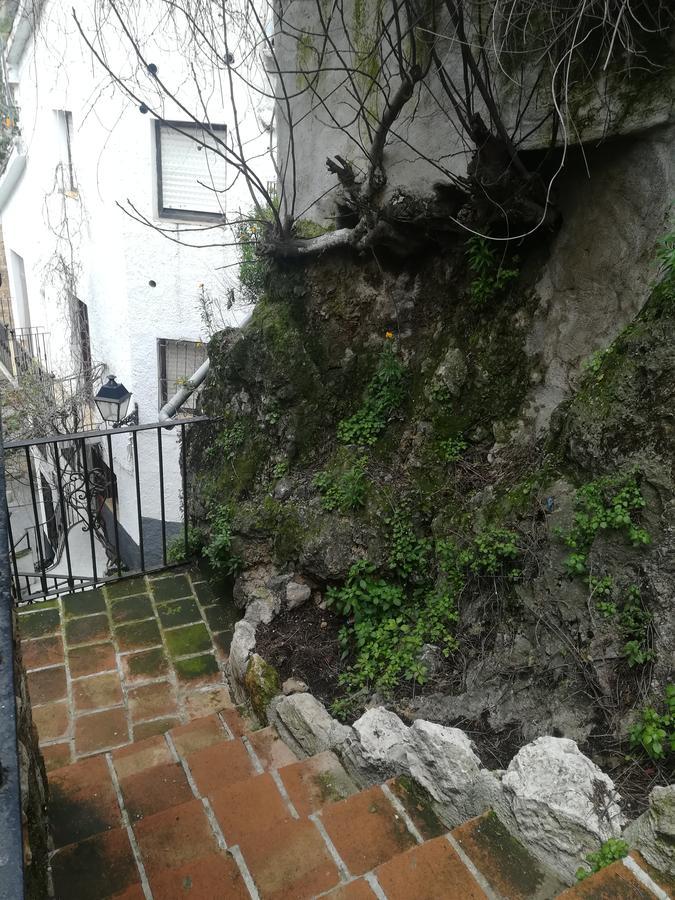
629 684 674 761
313 455 368 512
337 342 406 446
437 528 521 578
438 435 468 462
386 505 431 582
575 839 629 881
166 526 203 564
203 506 241 575
560 473 649 575
466 237 519 304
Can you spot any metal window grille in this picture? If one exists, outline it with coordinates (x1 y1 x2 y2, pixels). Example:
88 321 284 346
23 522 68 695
157 338 208 413
155 121 227 221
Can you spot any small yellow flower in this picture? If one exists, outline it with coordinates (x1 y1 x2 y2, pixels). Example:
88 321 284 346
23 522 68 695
385 330 394 340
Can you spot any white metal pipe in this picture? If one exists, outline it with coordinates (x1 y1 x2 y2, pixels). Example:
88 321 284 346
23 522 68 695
158 357 210 425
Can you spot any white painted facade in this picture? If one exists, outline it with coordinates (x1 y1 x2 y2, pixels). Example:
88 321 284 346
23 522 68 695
0 0 275 580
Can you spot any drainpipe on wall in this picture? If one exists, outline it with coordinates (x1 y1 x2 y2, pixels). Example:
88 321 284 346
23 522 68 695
158 357 210 425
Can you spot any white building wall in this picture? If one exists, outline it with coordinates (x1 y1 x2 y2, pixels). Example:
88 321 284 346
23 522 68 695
1 0 274 573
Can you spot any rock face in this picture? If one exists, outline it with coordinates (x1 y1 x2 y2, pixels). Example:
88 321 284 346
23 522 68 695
625 785 675 877
270 692 352 759
496 736 625 882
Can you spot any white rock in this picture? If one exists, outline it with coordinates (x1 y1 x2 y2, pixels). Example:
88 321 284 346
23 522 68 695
624 785 675 878
352 708 411 774
498 736 625 881
271 693 352 758
228 620 257 690
286 580 312 609
282 677 309 695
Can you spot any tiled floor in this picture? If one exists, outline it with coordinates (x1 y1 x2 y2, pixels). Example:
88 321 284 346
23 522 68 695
18 567 240 768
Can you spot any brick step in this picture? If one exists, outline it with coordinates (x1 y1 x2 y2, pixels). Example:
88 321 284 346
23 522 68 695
47 708 671 900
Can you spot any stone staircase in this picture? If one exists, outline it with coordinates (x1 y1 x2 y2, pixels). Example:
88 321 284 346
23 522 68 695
47 700 671 900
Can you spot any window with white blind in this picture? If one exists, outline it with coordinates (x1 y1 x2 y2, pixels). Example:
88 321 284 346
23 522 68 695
155 121 227 221
157 338 208 413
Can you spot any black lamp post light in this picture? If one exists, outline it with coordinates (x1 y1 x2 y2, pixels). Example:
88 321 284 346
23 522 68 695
94 375 139 428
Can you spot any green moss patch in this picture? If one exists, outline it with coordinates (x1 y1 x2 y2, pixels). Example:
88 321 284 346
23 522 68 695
156 597 202 628
65 614 110 647
244 654 281 724
164 623 211 659
115 619 162 652
109 594 154 625
18 606 61 638
125 647 168 680
149 574 193 603
62 589 107 618
389 775 446 840
202 603 239 633
105 577 148 600
174 653 219 681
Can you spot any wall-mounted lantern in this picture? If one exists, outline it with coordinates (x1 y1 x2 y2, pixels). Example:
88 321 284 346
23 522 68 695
94 375 138 428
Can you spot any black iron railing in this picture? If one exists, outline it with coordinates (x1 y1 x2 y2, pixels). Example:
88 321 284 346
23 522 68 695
0 321 13 376
0 410 24 898
4 418 209 604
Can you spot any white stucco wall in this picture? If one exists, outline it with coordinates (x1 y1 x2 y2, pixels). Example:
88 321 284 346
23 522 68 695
0 0 274 570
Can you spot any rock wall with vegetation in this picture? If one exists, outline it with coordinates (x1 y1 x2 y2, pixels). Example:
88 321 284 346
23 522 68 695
187 129 674 813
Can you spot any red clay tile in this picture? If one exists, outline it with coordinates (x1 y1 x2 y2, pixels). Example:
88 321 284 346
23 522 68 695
134 798 218 874
320 785 416 876
22 634 64 670
49 755 120 847
183 685 234 719
51 826 138 900
186 738 255 796
247 726 298 770
40 741 72 772
376 835 487 899
120 761 193 821
210 772 292 849
73 672 123 712
279 751 358 818
557 860 656 898
66 613 111 647
28 665 67 704
170 714 228 756
112 734 173 779
69 642 117 678
243 817 340 899
75 707 129 755
111 884 145 900
218 705 251 737
33 700 69 742
451 812 565 899
133 717 180 741
128 681 177 723
321 881 377 899
148 851 249 899
387 776 447 840
630 851 675 897
120 647 169 684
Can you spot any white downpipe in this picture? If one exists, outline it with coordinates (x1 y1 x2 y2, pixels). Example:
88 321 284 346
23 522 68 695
158 357 210 424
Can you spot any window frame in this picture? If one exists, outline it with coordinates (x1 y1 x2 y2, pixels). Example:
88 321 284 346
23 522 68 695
155 120 227 223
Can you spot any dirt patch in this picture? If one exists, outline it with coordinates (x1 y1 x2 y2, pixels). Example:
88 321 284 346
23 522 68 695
255 601 344 709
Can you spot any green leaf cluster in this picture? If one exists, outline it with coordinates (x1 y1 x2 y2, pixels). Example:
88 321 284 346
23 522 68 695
437 528 521 578
438 435 467 462
337 344 406 446
629 684 674 761
560 473 649 575
313 455 368 512
203 505 241 575
166 526 203 564
466 237 519 304
386 504 431 581
575 839 629 881
588 580 654 667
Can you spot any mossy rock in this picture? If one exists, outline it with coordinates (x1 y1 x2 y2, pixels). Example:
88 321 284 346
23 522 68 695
244 653 282 724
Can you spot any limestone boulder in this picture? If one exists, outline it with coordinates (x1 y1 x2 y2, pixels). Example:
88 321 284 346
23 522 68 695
270 693 352 759
624 785 675 878
497 736 625 881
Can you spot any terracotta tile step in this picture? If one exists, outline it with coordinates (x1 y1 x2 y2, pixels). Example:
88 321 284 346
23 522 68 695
451 811 567 899
557 858 666 899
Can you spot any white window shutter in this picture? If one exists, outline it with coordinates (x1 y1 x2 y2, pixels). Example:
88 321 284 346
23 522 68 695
159 125 227 215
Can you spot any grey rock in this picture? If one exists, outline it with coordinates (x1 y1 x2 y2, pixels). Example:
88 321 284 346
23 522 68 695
418 643 443 676
273 477 293 501
270 693 353 759
228 619 257 704
282 677 309 695
352 708 410 777
428 345 467 400
496 736 625 882
286 580 312 610
624 785 675 878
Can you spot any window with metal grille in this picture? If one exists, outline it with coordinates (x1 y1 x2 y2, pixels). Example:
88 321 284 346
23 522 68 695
155 121 227 221
157 338 208 413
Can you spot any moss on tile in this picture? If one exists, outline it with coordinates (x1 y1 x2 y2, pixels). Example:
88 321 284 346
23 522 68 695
389 775 446 840
202 603 240 633
164 622 211 658
125 647 169 680
62 589 107 618
115 619 162 652
65 614 110 647
18 607 61 638
150 574 193 602
109 594 154 625
105 577 148 600
173 653 219 681
156 597 202 628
